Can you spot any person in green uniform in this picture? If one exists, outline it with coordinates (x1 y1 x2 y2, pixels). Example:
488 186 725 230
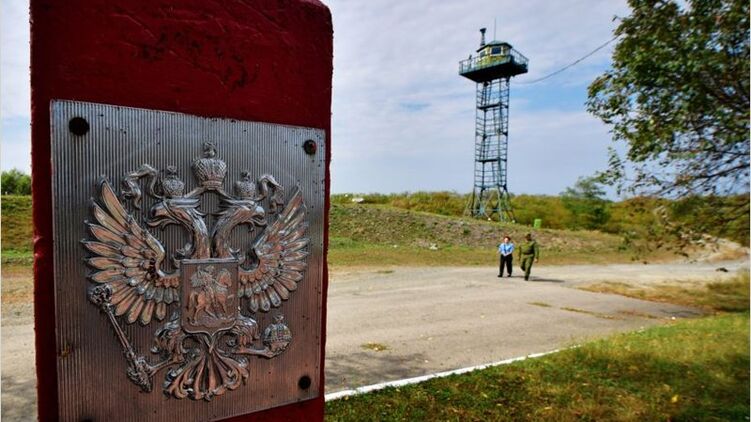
518 233 539 281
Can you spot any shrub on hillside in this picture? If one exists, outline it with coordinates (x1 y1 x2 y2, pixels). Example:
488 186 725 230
1 169 31 195
510 195 571 229
560 177 612 230
331 191 748 246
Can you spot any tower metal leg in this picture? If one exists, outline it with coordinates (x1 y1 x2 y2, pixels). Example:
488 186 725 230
466 78 514 222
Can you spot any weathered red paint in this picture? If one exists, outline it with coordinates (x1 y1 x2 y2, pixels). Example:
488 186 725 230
30 1 332 420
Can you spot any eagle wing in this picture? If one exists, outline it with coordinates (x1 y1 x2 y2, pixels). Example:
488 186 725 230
239 188 309 313
83 179 180 325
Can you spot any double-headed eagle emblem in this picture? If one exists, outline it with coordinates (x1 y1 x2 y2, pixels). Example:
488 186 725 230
84 142 308 400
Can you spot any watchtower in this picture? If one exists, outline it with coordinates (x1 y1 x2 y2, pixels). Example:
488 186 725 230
459 28 528 221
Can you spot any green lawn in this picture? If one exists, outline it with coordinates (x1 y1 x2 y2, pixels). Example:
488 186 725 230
1 195 32 255
326 312 750 421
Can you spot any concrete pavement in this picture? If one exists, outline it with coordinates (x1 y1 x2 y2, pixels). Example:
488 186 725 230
3 261 743 419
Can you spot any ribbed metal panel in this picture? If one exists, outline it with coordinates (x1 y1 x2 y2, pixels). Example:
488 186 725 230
51 100 325 421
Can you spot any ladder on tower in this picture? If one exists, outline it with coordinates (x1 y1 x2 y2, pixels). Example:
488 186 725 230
466 78 514 222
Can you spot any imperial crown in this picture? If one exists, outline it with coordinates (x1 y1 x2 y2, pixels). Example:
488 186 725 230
234 171 256 199
192 142 227 189
161 166 185 198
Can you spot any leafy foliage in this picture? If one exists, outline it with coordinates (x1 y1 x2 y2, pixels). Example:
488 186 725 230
560 177 612 230
587 0 750 250
588 0 749 198
511 195 570 229
1 169 31 195
605 194 750 251
331 191 467 216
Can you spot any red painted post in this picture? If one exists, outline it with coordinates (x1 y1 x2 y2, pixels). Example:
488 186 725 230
30 1 332 420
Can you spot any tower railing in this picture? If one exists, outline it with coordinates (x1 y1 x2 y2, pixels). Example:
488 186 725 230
459 33 527 223
458 47 529 74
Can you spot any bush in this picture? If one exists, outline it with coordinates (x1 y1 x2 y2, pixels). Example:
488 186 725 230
331 190 748 246
1 169 31 195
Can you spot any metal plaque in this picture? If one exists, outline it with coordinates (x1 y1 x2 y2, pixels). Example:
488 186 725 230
51 100 325 421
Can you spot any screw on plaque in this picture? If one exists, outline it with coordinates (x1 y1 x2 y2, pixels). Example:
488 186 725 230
302 140 317 155
298 375 312 390
69 117 90 136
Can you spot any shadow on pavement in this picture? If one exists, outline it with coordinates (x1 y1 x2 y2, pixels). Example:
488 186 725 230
524 277 566 283
326 350 430 392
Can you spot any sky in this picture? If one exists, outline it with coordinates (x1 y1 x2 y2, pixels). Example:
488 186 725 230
0 0 630 195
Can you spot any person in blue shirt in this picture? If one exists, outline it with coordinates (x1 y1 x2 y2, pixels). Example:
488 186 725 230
497 236 514 278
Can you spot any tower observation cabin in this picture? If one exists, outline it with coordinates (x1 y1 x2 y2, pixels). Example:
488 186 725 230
459 28 528 221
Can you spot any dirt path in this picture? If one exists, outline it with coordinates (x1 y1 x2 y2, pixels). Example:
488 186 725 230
2 260 745 419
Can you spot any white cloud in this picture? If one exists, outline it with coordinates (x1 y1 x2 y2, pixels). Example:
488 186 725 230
328 0 627 193
1 0 31 174
1 117 31 173
1 0 30 120
510 109 613 194
0 0 628 195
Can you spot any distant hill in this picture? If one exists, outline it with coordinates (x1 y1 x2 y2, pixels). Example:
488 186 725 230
2 195 744 267
328 203 669 267
333 192 749 246
331 203 620 252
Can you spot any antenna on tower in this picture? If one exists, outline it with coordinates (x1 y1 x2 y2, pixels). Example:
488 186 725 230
493 18 497 40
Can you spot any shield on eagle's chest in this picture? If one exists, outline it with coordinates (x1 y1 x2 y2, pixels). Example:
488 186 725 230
181 259 240 335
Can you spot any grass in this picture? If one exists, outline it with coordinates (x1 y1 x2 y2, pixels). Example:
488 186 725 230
328 204 678 268
333 192 751 246
1 195 32 253
3 194 748 419
1 249 33 265
580 270 750 313
361 342 390 352
0 195 719 268
327 271 750 420
326 312 750 421
328 242 655 268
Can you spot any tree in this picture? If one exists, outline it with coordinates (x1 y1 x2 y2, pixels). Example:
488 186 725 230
587 0 749 200
560 177 612 230
1 169 32 195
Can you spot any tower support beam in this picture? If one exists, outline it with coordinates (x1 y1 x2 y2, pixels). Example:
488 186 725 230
467 77 514 222
458 32 527 222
